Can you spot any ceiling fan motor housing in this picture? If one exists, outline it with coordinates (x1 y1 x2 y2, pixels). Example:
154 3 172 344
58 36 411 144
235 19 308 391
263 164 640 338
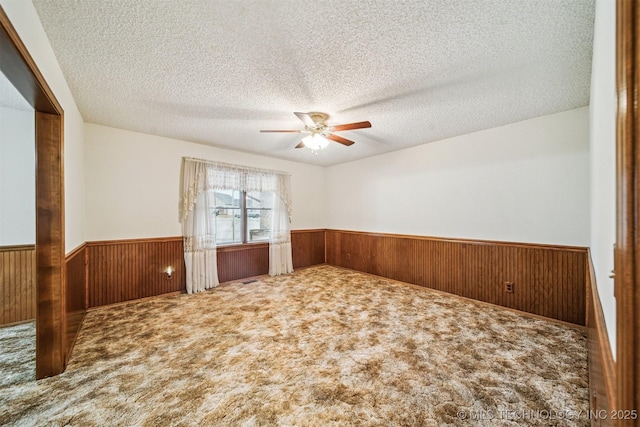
307 112 330 124
307 112 330 134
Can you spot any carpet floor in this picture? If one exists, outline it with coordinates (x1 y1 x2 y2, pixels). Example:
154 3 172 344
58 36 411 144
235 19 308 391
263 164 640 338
1 265 588 426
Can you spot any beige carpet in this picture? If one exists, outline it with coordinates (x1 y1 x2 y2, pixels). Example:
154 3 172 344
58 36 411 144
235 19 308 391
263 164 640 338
1 265 588 426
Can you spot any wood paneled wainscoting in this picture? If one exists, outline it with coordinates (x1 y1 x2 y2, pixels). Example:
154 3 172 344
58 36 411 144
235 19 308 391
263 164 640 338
84 230 585 324
291 229 326 268
216 229 326 282
587 250 616 427
216 243 269 283
87 237 186 308
326 230 588 325
86 230 326 308
64 244 87 363
0 245 36 326
0 243 88 367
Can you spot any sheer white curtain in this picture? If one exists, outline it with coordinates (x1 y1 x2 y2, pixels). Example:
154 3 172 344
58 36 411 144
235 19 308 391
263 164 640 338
180 157 293 292
180 160 219 294
269 174 293 276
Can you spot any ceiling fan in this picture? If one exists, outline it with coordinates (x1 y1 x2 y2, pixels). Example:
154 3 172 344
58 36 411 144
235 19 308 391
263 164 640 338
260 112 371 150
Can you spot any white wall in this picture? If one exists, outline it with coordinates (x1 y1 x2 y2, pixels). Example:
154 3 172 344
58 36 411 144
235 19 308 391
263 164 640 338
0 0 86 253
84 124 326 241
326 107 590 247
589 0 617 357
0 107 35 245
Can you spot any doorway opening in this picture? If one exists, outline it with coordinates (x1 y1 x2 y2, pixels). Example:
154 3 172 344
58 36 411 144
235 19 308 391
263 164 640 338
0 69 35 384
0 7 66 379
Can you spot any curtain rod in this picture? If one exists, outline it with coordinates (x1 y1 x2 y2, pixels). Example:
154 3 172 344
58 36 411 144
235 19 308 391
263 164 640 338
183 157 291 176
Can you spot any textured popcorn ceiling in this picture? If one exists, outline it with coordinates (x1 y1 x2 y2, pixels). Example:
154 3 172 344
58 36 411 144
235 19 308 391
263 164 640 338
32 0 595 166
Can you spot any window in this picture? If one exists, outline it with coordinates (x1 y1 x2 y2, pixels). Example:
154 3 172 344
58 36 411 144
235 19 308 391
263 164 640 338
213 190 272 245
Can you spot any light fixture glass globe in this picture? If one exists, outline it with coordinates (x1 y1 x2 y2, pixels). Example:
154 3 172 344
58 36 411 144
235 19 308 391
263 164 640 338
302 133 330 150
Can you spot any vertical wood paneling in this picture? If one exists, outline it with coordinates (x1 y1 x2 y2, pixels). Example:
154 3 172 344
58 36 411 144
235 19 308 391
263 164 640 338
83 230 585 325
326 230 587 325
87 238 186 308
325 230 339 266
217 244 269 283
291 230 325 268
587 253 616 426
86 230 326 308
0 245 36 325
65 245 86 363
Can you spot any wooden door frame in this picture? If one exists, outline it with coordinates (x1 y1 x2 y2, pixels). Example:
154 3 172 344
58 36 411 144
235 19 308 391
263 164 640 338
0 7 67 378
616 0 640 419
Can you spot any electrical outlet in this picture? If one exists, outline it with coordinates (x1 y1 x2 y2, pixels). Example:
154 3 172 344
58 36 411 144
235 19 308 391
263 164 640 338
504 281 514 293
346 253 351 260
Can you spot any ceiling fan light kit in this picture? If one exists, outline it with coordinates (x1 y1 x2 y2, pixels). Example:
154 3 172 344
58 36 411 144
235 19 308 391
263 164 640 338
260 112 371 152
302 133 331 151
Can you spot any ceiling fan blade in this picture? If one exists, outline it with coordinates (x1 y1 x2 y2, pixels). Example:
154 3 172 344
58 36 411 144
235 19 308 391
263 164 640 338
294 112 316 127
259 130 301 133
295 142 305 149
327 133 355 146
331 121 372 132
